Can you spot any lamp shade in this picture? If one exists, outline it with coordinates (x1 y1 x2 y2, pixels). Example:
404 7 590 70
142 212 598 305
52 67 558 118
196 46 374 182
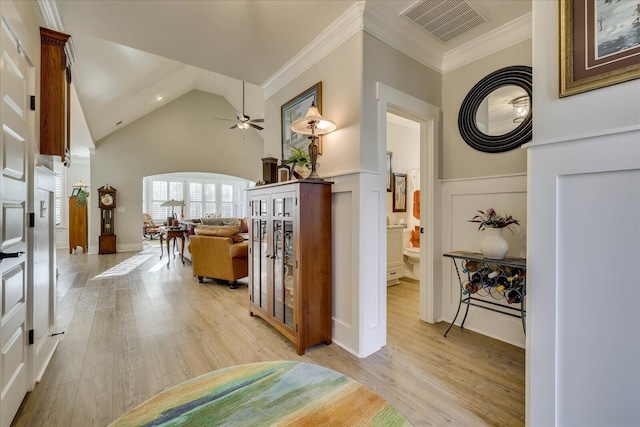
73 181 88 189
160 199 185 207
290 103 336 136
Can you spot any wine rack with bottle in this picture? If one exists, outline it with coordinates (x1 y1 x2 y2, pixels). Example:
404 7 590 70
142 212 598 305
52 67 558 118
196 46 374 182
443 251 526 337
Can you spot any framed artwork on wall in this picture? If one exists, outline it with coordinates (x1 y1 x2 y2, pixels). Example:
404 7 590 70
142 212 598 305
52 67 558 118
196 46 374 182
281 82 322 161
392 173 407 213
560 0 640 97
386 151 392 192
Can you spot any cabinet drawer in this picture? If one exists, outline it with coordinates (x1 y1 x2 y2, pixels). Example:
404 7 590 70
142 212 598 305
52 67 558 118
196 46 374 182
387 265 403 281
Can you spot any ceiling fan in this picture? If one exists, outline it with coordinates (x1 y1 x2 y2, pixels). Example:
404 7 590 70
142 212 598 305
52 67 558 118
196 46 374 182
215 81 264 131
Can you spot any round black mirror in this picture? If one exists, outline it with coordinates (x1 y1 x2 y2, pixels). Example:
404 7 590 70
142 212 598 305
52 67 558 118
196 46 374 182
458 65 532 153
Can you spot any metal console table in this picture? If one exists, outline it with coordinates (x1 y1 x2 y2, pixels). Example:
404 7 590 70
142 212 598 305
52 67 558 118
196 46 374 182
443 251 526 337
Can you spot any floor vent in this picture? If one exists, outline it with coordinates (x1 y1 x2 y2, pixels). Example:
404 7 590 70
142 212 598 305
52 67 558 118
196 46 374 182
400 0 489 43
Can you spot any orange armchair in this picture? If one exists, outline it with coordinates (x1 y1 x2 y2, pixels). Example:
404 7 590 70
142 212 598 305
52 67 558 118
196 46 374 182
188 234 248 289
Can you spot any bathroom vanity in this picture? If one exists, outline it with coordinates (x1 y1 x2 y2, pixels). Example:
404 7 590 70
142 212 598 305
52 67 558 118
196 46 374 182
386 226 405 286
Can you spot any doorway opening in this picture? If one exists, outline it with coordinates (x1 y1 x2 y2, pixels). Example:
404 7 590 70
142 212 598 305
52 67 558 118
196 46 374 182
377 83 442 338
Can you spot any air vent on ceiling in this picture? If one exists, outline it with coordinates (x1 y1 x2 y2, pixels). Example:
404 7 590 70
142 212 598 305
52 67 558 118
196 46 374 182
400 0 489 43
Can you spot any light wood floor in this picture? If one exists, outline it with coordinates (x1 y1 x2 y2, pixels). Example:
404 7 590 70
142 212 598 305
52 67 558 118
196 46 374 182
13 247 525 426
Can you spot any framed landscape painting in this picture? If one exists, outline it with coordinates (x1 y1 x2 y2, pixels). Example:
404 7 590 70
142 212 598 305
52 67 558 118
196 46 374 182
281 82 322 161
560 0 640 97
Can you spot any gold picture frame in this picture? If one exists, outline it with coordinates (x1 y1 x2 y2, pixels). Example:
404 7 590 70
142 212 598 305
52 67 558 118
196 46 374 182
560 0 640 97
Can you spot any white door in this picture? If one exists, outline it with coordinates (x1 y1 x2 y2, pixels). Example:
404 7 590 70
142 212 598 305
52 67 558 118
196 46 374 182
31 168 58 383
0 11 32 427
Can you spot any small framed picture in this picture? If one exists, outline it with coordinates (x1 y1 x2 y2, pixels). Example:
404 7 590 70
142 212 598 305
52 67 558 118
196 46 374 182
393 173 407 213
71 187 80 197
386 151 392 192
278 165 290 182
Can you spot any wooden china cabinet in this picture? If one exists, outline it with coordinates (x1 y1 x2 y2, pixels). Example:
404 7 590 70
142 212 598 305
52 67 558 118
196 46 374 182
68 197 87 253
40 27 72 166
247 180 332 355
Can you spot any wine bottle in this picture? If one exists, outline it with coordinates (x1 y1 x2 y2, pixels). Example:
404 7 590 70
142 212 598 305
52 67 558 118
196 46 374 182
464 282 479 294
496 276 509 292
463 260 481 273
507 289 521 304
507 268 522 282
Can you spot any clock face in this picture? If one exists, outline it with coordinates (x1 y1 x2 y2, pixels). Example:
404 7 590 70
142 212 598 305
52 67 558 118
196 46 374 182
101 194 113 207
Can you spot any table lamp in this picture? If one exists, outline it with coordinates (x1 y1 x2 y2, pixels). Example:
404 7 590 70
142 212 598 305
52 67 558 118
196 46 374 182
160 199 185 225
290 102 336 181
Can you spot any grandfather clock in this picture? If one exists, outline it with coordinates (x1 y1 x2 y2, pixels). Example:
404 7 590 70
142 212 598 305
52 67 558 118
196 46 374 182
98 185 117 254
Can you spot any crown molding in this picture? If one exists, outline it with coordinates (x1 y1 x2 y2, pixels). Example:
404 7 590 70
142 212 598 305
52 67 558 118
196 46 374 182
37 0 78 65
262 2 366 99
442 12 532 74
362 3 443 74
37 0 63 30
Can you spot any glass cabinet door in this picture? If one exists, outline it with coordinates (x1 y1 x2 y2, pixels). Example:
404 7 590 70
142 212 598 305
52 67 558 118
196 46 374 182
272 193 295 328
250 196 269 312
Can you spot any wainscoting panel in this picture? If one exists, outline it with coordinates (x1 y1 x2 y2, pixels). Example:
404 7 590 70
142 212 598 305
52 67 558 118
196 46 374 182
527 127 640 425
556 169 639 426
442 174 527 347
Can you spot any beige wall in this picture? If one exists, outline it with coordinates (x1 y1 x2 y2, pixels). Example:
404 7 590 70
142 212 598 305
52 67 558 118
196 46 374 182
442 40 531 180
263 32 363 178
362 32 442 172
89 90 263 252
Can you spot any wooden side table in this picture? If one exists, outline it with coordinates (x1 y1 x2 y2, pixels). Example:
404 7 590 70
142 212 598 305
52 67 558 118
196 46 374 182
159 227 187 266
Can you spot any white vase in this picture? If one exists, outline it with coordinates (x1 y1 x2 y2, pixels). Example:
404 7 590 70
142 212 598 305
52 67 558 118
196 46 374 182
479 227 509 259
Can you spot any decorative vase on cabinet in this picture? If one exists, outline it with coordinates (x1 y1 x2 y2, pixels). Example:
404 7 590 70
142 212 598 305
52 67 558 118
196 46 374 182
247 180 332 355
479 227 509 259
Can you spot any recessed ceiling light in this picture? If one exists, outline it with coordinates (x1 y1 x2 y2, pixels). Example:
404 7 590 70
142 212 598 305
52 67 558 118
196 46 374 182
156 96 163 101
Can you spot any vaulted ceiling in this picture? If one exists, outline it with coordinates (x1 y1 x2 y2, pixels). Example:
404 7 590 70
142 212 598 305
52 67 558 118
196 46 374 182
46 0 531 157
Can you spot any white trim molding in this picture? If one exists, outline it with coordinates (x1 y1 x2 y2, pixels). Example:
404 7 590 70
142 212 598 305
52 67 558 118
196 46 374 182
263 2 365 99
362 4 443 73
263 5 532 96
443 12 532 73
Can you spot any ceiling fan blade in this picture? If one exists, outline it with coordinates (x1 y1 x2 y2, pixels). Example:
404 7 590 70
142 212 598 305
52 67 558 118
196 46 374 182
229 124 238 130
249 123 264 131
214 117 235 122
249 118 264 123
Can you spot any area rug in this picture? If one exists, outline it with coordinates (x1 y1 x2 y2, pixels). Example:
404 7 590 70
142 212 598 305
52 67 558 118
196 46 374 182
108 360 410 426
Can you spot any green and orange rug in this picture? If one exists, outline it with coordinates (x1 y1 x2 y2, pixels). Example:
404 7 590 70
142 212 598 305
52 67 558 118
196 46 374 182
109 360 410 426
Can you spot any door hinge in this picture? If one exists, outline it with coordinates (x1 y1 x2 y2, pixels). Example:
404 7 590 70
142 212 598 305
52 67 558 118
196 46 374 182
30 95 36 111
29 212 35 228
28 329 34 345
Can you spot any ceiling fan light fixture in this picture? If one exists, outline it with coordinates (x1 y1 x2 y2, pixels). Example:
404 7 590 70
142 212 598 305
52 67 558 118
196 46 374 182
238 122 250 130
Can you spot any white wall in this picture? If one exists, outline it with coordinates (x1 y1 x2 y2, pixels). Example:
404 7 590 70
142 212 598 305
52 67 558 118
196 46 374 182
527 1 640 424
90 90 263 254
